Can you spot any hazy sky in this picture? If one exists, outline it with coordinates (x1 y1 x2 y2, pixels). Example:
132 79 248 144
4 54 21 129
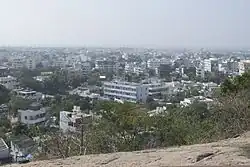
0 0 250 49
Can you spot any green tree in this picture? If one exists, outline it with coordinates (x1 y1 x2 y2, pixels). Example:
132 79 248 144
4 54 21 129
19 77 44 91
188 87 200 97
87 71 101 86
0 85 10 104
184 67 196 80
12 123 29 136
151 101 217 147
221 71 250 95
148 69 156 77
43 70 68 94
146 96 159 110
0 118 11 137
9 97 32 116
27 125 41 137
94 102 152 151
214 90 250 138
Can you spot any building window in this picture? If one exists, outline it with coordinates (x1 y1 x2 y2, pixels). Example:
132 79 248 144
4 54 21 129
24 116 27 120
68 122 73 127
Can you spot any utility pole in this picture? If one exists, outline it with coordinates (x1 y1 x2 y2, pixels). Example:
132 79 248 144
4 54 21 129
80 115 84 155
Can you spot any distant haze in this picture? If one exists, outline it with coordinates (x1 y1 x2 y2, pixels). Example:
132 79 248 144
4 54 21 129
0 0 250 49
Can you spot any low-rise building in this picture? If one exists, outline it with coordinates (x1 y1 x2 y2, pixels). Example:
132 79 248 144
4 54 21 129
69 87 100 99
95 60 118 73
180 96 213 107
202 82 218 91
146 82 174 98
180 98 193 107
10 135 37 162
0 138 10 163
148 106 167 117
33 72 53 82
238 60 250 75
125 62 135 73
18 103 47 126
52 58 66 68
0 66 9 77
13 89 43 101
33 76 48 82
147 58 170 69
60 106 94 133
0 104 8 118
0 76 19 90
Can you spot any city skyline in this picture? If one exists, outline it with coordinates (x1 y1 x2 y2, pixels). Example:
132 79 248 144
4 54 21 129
0 0 250 49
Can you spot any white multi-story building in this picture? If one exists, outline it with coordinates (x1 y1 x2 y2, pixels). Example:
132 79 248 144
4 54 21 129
147 58 170 69
18 103 47 126
25 58 36 70
202 82 218 92
204 59 211 72
125 62 135 73
80 54 89 62
52 58 66 68
196 65 205 79
66 55 79 65
238 60 250 75
103 81 149 103
95 60 118 73
10 57 25 69
218 63 226 73
133 66 144 75
60 106 94 133
145 82 174 97
0 76 19 90
227 60 239 74
147 59 160 69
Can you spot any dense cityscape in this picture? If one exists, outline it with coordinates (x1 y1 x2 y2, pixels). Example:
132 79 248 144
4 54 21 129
0 46 249 163
1 0 250 165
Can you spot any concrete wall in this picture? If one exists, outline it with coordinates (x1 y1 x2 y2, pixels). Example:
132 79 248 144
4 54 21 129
0 149 9 160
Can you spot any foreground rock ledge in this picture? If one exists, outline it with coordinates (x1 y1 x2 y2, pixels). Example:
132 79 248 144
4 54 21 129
5 132 250 167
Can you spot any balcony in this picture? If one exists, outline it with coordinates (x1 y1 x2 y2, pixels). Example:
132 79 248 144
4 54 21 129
104 88 136 94
104 92 137 100
24 117 46 125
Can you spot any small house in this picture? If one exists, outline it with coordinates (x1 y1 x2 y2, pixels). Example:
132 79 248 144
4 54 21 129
10 135 37 162
0 138 10 163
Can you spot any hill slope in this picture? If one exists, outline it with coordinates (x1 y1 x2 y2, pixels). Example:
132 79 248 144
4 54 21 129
6 132 250 166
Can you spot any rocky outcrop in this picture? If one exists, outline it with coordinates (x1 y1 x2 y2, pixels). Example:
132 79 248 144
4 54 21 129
5 132 250 166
